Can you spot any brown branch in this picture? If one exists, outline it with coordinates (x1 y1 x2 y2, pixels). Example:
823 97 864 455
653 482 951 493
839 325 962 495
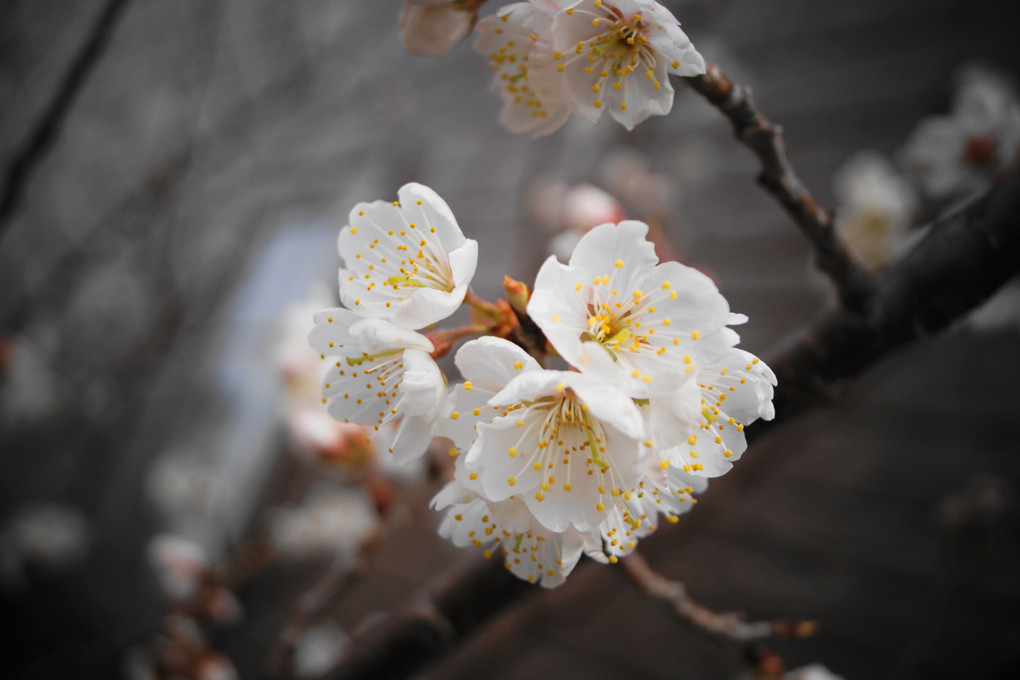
621 551 817 642
319 172 1020 680
684 65 875 312
761 170 1020 424
269 555 361 677
323 556 531 680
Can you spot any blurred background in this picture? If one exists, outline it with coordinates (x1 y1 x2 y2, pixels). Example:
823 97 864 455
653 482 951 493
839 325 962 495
1 0 1019 678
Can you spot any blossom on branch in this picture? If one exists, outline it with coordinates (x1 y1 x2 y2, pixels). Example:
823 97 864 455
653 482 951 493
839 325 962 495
433 480 594 587
309 310 445 464
474 1 572 137
646 343 776 478
528 220 742 399
338 183 477 330
550 0 705 129
446 337 650 534
401 0 480 57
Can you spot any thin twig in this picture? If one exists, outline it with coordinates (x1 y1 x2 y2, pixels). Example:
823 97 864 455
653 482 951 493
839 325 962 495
685 65 875 312
270 555 360 677
621 551 816 641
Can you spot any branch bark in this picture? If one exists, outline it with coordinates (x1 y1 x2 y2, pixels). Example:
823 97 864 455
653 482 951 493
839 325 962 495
320 171 1020 680
762 170 1020 424
684 65 875 312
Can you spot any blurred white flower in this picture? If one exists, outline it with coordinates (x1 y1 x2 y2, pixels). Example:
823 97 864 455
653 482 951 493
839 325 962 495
833 152 918 270
338 182 477 330
0 503 90 583
268 487 380 559
550 0 705 130
293 622 350 678
600 147 674 217
474 1 572 137
786 664 846 680
147 455 232 520
278 284 337 401
148 533 208 602
401 0 479 57
546 182 628 259
902 64 1020 201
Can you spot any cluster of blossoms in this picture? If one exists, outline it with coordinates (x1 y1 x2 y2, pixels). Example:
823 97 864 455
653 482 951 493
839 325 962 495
402 0 706 135
310 183 775 587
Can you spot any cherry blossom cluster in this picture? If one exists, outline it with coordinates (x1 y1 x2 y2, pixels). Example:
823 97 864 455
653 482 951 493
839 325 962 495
309 183 775 587
402 0 706 135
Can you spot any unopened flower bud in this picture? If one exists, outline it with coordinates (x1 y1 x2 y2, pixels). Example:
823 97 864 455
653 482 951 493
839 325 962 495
503 275 531 317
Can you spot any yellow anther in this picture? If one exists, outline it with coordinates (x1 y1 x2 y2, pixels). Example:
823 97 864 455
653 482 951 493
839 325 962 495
596 502 605 512
507 476 517 486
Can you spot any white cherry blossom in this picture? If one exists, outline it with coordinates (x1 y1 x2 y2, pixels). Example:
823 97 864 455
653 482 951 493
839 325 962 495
647 341 776 478
550 0 705 129
338 182 477 329
448 341 649 533
435 335 543 454
528 220 743 398
595 455 706 560
832 152 918 270
309 308 445 464
474 1 572 137
433 480 594 587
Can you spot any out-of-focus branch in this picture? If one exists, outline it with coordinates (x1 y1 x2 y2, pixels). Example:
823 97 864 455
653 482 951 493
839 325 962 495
322 556 530 680
0 0 131 239
270 556 360 676
621 551 816 641
685 65 875 312
319 172 1020 680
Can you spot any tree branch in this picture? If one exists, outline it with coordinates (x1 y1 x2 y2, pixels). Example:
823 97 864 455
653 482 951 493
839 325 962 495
621 551 816 642
319 171 1020 680
0 0 131 239
684 65 875 312
762 170 1020 424
321 556 530 680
